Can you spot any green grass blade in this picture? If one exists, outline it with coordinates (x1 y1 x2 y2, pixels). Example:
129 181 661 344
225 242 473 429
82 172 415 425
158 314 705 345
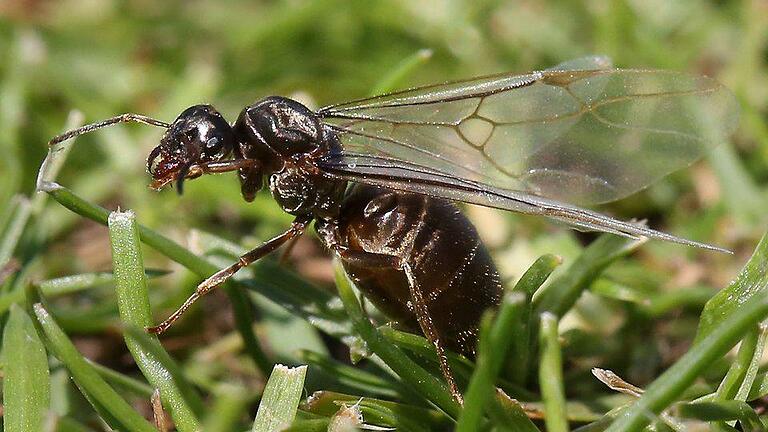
677 400 764 432
716 326 766 401
486 391 541 432
225 283 274 374
508 254 562 384
251 364 308 432
539 312 569 432
53 416 100 432
2 304 50 432
32 303 157 432
89 361 154 399
368 48 433 95
377 325 537 400
0 196 31 268
457 292 532 431
533 234 642 317
696 233 768 343
734 325 767 401
299 349 400 398
302 390 453 431
605 231 768 432
334 260 461 418
108 209 203 431
0 271 164 315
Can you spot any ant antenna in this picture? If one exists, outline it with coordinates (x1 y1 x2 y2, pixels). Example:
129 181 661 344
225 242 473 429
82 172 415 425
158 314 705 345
48 113 171 147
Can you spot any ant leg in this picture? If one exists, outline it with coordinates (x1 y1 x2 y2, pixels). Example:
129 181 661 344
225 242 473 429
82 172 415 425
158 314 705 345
164 159 261 192
401 262 463 404
194 159 259 174
147 215 311 334
335 247 463 404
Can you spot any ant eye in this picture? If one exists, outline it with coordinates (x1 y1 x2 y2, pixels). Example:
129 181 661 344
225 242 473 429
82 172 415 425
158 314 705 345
206 137 221 150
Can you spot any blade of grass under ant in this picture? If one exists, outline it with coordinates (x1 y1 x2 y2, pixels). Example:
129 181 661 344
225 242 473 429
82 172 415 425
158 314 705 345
676 400 764 432
302 391 454 431
32 303 157 432
334 260 461 418
539 312 569 432
299 349 400 398
457 293 532 432
202 384 250 432
0 271 166 315
377 325 537 401
2 304 50 432
605 231 768 432
508 254 561 385
251 364 308 432
109 209 203 432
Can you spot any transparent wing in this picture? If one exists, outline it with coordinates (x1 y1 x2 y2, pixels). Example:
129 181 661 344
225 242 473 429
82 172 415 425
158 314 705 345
319 61 739 206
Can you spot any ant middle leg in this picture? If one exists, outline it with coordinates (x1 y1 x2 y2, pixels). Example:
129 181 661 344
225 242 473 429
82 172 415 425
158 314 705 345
147 215 311 334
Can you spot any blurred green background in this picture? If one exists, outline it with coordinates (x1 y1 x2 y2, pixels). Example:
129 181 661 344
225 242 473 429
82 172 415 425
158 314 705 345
1 0 767 430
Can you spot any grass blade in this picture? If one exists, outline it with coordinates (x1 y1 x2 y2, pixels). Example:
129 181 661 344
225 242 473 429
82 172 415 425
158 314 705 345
696 232 768 343
539 312 569 432
677 400 764 432
0 196 31 268
605 231 768 432
0 271 165 315
457 292 532 431
89 361 154 399
302 390 453 431
32 303 157 432
377 325 536 400
251 364 308 432
487 391 541 432
508 254 562 384
533 234 642 317
108 209 202 431
2 304 50 432
334 260 461 418
368 48 433 95
298 349 400 398
716 325 767 402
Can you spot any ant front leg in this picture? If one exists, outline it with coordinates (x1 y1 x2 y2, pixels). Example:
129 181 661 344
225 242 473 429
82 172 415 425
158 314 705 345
147 215 312 334
334 246 464 404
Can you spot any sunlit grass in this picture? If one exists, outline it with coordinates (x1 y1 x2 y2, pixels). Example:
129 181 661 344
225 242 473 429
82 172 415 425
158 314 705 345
1 1 767 430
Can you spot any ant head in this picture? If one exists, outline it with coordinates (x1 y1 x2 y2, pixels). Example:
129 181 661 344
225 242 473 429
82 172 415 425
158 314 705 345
147 105 235 189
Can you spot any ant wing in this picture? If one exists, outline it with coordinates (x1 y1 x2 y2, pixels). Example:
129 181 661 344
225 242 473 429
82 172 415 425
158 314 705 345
317 60 738 251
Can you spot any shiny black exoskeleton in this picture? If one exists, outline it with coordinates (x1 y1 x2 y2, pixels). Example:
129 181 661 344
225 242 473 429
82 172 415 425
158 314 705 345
144 96 503 401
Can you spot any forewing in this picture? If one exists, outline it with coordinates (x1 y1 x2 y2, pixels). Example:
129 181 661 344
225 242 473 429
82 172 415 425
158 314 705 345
319 65 738 206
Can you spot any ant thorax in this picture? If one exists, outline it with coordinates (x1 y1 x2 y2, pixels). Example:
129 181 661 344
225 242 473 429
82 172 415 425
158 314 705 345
234 96 346 218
